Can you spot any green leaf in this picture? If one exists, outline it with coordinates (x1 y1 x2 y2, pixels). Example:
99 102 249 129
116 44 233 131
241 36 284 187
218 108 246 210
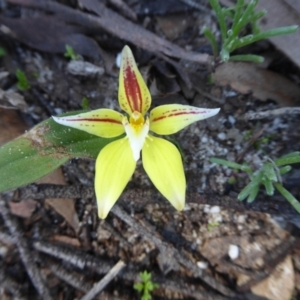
238 171 262 201
209 0 227 42
0 47 6 57
274 183 300 214
246 184 259 202
234 26 298 49
275 154 300 166
262 177 274 196
229 54 264 63
0 112 121 193
64 44 80 60
279 165 292 175
278 152 300 159
232 0 245 29
140 271 151 282
262 163 278 182
203 27 219 58
133 283 144 292
16 69 30 91
0 138 68 193
210 158 252 173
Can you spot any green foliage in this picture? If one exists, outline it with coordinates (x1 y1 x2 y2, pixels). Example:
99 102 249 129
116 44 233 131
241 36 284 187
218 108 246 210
16 69 30 91
64 44 80 60
207 222 220 231
0 47 6 57
81 96 90 110
204 0 298 62
134 271 159 300
244 130 276 151
0 111 122 193
210 153 300 214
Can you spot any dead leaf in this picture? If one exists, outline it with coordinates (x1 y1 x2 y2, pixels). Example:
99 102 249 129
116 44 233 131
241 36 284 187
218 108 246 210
212 62 300 106
0 89 28 111
0 16 101 59
250 255 294 300
50 235 81 247
0 108 27 145
156 14 191 40
38 169 80 234
255 0 300 70
9 199 37 218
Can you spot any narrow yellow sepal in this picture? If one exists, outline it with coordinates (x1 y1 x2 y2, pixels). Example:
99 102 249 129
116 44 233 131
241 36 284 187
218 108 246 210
53 109 124 138
95 138 136 219
150 104 220 135
118 46 151 115
142 135 186 211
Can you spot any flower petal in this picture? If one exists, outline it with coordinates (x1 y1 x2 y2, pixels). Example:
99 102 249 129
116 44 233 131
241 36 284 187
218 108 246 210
142 135 186 211
95 138 136 219
150 104 220 135
123 116 149 161
53 109 124 138
118 46 151 115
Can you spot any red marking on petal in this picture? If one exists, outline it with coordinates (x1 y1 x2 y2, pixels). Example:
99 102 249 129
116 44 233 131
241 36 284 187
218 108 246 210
152 110 207 122
62 118 122 124
123 60 142 113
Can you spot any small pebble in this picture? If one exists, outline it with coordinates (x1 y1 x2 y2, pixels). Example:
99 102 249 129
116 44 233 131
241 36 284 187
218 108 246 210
217 132 226 140
210 206 220 214
228 244 239 260
228 115 236 125
197 261 208 269
116 52 122 68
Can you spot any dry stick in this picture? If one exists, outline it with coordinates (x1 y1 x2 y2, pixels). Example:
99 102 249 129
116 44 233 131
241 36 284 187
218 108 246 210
80 260 125 300
0 197 53 300
0 267 27 300
243 107 300 121
49 259 93 293
31 238 223 300
33 240 113 273
8 0 210 64
34 240 223 300
16 184 299 218
111 205 236 297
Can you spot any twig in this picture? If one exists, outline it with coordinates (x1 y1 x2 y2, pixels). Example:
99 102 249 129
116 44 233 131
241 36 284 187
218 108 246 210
242 107 300 121
49 259 93 293
33 240 113 273
16 184 300 219
178 0 209 12
111 205 236 297
0 196 53 300
80 260 125 300
236 127 264 163
0 266 27 300
8 0 210 64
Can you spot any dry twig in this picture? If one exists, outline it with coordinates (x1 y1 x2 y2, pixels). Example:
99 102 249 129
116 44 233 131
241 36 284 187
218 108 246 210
0 196 53 300
243 107 300 120
80 260 125 300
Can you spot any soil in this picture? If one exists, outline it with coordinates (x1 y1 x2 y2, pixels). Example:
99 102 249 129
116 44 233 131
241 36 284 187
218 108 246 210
0 1 300 300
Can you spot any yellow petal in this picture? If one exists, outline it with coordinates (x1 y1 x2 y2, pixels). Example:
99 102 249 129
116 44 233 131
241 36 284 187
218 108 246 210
150 104 220 135
118 46 151 115
95 138 136 219
142 135 186 211
53 109 124 138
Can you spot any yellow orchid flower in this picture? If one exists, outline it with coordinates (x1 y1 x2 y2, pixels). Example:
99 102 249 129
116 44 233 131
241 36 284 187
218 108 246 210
53 46 220 219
